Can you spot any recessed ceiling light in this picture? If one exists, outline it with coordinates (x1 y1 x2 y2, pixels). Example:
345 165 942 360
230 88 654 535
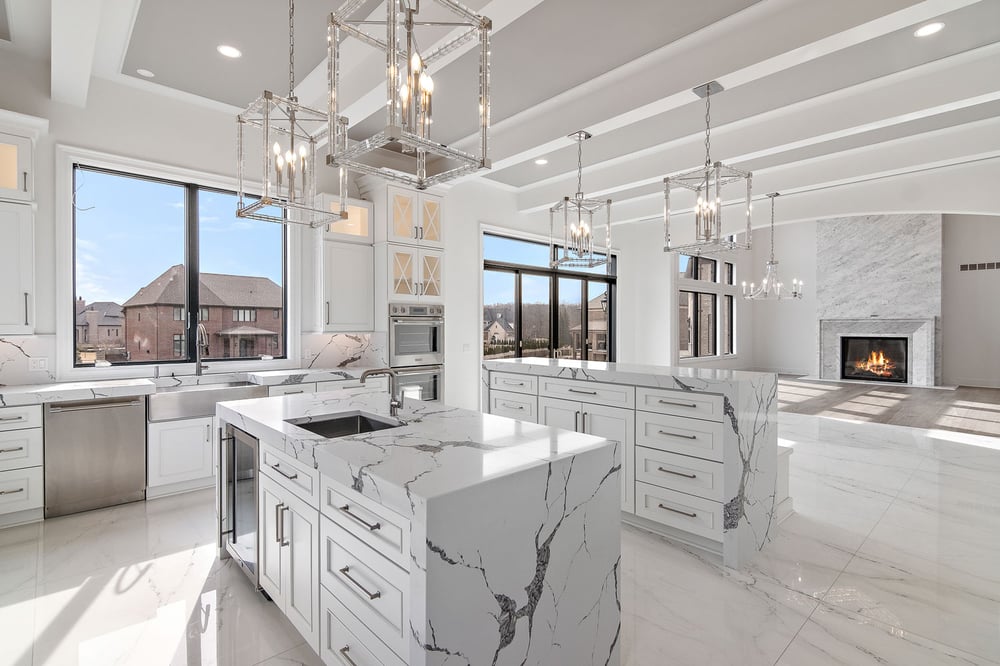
136 68 155 78
217 44 242 58
914 22 944 37
534 158 548 165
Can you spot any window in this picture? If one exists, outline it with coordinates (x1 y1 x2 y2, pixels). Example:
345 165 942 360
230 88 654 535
677 254 736 358
72 165 286 366
233 308 257 322
483 234 616 361
273 309 280 319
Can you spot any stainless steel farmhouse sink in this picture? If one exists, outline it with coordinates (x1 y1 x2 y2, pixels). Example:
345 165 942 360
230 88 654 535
148 382 268 421
285 411 402 439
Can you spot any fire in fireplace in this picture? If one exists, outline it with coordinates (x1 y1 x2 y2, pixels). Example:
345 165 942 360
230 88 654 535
841 337 908 383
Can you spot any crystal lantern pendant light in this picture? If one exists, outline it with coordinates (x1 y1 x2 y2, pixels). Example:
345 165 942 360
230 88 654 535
236 0 338 227
550 131 612 270
743 193 803 300
327 0 492 196
664 81 752 254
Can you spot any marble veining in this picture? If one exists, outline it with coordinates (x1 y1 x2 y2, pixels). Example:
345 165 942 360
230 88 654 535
247 366 380 386
0 378 156 407
0 336 56 387
301 332 387 369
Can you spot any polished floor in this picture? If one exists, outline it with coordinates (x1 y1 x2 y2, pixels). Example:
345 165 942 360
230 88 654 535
2 413 999 665
778 376 1000 437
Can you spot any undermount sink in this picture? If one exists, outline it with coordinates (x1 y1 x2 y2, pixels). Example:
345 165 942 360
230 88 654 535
285 411 402 439
148 381 267 421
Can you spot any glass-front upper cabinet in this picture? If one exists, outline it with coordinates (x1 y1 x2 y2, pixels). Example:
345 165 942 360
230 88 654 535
318 195 373 244
0 131 33 202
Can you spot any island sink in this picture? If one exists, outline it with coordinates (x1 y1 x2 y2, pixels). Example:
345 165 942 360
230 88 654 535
285 411 401 438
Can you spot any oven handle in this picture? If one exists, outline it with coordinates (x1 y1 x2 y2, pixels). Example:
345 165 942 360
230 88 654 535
390 317 444 325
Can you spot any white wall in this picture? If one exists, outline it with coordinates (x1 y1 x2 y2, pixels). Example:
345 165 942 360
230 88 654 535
614 221 671 366
942 214 1000 388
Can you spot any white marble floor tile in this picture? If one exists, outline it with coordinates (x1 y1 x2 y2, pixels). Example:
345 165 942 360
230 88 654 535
0 585 35 666
776 602 999 665
254 642 324 666
0 521 40 596
620 525 818 666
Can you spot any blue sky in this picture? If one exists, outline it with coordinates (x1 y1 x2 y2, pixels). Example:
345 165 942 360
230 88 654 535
74 168 283 305
482 235 608 304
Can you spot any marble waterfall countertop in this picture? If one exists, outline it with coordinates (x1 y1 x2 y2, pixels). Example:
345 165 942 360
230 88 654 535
0 366 383 407
217 389 622 665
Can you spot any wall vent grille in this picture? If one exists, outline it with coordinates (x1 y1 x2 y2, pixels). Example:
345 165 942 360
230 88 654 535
959 262 998 271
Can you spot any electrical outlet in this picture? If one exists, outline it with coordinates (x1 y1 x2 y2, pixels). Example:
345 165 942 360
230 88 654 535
29 357 48 372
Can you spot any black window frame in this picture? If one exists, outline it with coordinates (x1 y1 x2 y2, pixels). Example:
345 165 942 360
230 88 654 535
71 164 288 367
677 253 738 359
483 233 617 362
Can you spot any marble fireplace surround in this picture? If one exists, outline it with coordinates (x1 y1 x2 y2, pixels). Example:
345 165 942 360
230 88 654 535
819 318 938 386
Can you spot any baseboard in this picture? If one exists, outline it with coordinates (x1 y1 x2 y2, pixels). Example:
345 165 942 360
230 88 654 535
0 507 43 528
146 477 214 499
621 511 723 564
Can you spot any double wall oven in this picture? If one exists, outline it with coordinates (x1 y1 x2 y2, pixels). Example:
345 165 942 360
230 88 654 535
388 303 444 402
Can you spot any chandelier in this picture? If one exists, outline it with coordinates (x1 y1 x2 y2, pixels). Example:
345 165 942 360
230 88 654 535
327 0 492 194
550 131 612 270
664 81 752 254
743 193 803 300
236 0 337 227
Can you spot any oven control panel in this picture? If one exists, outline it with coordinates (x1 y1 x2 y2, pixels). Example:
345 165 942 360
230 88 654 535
390 303 444 316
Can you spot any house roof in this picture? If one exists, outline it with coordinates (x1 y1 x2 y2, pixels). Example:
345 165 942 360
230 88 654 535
123 265 282 309
75 301 124 327
484 318 514 333
217 326 279 336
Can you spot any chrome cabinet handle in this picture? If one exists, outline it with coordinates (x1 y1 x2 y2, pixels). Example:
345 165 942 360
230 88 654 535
569 388 598 395
284 390 304 395
270 463 298 480
413 225 419 239
339 646 358 666
574 410 580 431
0 487 25 496
24 292 29 326
501 402 524 411
279 505 290 546
23 171 28 192
657 430 698 440
326 301 330 325
501 380 525 387
658 503 697 518
419 226 424 239
0 416 24 422
582 412 587 432
274 502 285 544
338 566 381 600
0 446 25 453
205 424 211 443
658 399 697 408
339 504 381 531
657 466 697 479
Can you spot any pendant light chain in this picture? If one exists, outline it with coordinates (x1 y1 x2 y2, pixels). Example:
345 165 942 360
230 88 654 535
704 87 712 167
288 0 296 98
769 194 776 262
576 135 584 197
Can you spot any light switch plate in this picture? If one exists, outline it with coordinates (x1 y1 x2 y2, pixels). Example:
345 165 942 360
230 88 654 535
29 357 48 372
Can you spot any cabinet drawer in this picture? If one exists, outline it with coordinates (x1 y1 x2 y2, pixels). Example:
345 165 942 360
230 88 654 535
636 387 723 422
635 447 724 503
0 428 43 472
489 390 538 423
489 372 537 396
635 481 723 542
261 444 319 506
320 517 409 660
0 466 43 515
636 412 724 462
320 586 406 666
269 383 317 397
0 405 42 432
538 377 635 409
321 476 411 572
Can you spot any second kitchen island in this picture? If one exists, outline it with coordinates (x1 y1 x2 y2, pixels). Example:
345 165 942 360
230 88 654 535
217 388 621 666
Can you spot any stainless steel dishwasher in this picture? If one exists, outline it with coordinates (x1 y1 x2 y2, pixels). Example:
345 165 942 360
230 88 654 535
43 396 147 517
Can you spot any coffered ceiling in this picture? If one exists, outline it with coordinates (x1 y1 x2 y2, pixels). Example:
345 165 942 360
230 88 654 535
6 0 1000 229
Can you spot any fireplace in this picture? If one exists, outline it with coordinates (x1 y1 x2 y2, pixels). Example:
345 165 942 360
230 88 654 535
841 336 908 383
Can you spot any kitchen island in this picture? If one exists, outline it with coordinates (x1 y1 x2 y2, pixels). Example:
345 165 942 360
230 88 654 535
482 358 780 569
216 388 621 666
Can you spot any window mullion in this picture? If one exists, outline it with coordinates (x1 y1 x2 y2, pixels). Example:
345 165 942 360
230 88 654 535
186 184 199 361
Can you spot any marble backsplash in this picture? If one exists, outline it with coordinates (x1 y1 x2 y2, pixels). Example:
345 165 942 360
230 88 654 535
0 335 57 386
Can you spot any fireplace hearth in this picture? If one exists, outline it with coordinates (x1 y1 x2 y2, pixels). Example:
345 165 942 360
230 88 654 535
841 336 908 383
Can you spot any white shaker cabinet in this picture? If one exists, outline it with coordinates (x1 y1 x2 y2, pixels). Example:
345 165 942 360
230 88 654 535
146 417 214 495
323 240 375 332
0 131 33 202
0 202 34 334
385 185 443 248
386 245 443 303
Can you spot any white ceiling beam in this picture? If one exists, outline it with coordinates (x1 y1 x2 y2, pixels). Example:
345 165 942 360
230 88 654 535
50 0 104 107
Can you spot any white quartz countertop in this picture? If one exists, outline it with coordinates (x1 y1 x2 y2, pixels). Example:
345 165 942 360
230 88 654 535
217 390 615 520
0 378 156 407
245 366 381 386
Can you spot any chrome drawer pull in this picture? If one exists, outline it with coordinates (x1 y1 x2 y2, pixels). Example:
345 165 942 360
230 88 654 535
568 388 598 395
501 380 525 386
501 402 525 410
339 504 381 531
270 463 298 480
0 487 25 496
657 466 697 479
279 505 290 546
657 430 698 440
0 446 25 454
658 399 697 408
0 416 25 422
658 503 696 518
274 503 285 544
339 646 359 666
339 566 381 600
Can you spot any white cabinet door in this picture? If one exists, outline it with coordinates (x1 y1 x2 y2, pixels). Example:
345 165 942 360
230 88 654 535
418 193 443 247
0 132 32 202
418 249 443 302
324 241 374 332
147 417 214 488
387 186 419 244
318 195 373 244
582 402 634 513
538 396 581 432
258 473 286 602
388 245 419 301
284 488 320 649
0 202 33 333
